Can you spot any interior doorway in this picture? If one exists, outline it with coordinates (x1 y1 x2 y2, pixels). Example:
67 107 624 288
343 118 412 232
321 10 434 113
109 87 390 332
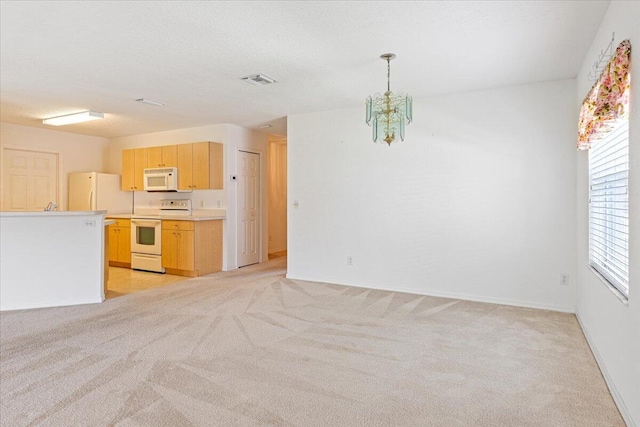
268 135 287 258
1 148 59 211
237 150 261 267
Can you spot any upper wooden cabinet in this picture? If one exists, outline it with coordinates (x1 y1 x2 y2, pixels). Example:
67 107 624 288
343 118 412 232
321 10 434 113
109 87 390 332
177 143 193 190
177 142 223 190
147 145 177 168
121 148 147 191
121 149 135 191
122 142 222 191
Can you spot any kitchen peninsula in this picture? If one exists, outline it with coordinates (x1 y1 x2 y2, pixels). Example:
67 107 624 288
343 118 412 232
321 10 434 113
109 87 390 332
0 211 109 311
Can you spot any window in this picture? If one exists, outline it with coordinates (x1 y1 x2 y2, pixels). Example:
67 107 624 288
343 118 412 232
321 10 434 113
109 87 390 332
588 119 629 297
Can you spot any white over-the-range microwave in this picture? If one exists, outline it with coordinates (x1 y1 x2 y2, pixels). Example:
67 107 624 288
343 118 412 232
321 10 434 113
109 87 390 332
143 167 184 192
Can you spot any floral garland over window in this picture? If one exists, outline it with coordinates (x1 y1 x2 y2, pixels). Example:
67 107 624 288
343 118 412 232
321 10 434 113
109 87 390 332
578 39 631 150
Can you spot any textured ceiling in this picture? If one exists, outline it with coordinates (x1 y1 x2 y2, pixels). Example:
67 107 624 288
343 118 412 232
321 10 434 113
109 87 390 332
0 1 609 138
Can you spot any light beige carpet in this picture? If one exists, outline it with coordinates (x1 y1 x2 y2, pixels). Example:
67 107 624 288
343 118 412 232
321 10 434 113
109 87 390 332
0 258 623 426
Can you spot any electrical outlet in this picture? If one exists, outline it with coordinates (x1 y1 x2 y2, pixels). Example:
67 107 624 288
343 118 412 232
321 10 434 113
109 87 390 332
347 256 353 266
293 200 300 209
560 274 569 286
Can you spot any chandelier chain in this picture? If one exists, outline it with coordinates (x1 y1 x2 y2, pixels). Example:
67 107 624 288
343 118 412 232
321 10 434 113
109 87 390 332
387 57 391 92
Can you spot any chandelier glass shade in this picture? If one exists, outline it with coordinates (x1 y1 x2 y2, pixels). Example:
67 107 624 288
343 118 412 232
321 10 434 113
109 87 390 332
366 53 412 145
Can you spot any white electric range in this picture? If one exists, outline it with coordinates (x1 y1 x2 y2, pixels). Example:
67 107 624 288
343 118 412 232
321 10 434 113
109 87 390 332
130 199 192 273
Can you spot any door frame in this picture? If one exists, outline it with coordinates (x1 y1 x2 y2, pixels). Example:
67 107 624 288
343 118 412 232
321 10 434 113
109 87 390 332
236 149 262 268
1 146 61 211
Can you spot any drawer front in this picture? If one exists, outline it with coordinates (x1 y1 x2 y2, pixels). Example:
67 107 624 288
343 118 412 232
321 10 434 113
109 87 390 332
108 218 130 228
162 220 194 231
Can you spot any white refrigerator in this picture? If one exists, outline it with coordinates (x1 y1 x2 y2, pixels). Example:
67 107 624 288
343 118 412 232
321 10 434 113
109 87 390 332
68 172 132 213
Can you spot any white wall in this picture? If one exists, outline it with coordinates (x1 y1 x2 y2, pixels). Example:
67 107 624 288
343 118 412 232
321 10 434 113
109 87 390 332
108 123 269 270
575 2 640 426
268 137 287 253
0 122 109 211
288 79 577 312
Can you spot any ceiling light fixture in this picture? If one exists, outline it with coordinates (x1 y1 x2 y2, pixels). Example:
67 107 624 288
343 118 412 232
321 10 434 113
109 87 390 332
241 74 277 86
259 124 273 129
365 53 412 145
42 110 104 126
135 98 165 106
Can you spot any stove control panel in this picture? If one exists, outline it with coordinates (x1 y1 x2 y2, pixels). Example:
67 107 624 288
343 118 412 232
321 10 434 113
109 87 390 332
159 199 192 215
160 199 191 209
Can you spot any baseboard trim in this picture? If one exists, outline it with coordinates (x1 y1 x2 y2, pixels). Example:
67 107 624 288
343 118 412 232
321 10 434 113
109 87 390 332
285 274 575 313
575 311 635 427
223 264 238 272
108 261 131 268
0 297 104 312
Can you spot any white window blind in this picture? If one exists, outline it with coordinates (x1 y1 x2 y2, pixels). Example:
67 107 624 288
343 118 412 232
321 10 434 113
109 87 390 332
588 119 629 297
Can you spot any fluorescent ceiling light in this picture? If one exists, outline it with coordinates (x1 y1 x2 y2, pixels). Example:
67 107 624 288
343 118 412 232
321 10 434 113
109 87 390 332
43 111 104 126
135 98 164 106
259 124 272 129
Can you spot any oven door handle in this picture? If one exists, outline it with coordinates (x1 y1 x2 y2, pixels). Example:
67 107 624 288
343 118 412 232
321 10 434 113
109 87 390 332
131 220 160 227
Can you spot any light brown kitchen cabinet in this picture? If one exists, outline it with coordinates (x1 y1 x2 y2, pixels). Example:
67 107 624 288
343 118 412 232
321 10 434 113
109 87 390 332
162 229 194 271
161 219 222 277
192 142 211 189
123 142 222 191
107 219 131 267
134 148 147 190
147 145 177 168
121 149 135 191
121 148 148 191
177 143 193 190
176 142 223 190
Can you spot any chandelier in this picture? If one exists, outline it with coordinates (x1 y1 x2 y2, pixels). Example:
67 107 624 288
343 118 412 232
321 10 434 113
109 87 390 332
366 53 413 145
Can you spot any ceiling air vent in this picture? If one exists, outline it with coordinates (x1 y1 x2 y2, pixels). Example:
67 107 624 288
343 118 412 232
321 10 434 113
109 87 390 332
241 74 277 86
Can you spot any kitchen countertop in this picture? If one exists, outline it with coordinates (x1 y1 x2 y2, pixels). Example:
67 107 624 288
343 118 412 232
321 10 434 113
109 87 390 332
160 216 226 221
106 214 225 221
1 210 108 217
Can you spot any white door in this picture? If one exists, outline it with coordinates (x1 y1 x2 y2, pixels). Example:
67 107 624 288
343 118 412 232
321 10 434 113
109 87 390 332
238 151 260 267
1 148 58 211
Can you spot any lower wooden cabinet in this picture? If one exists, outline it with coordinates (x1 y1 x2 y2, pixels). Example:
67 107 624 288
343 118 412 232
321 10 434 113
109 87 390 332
162 228 195 271
107 219 131 267
161 219 222 277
